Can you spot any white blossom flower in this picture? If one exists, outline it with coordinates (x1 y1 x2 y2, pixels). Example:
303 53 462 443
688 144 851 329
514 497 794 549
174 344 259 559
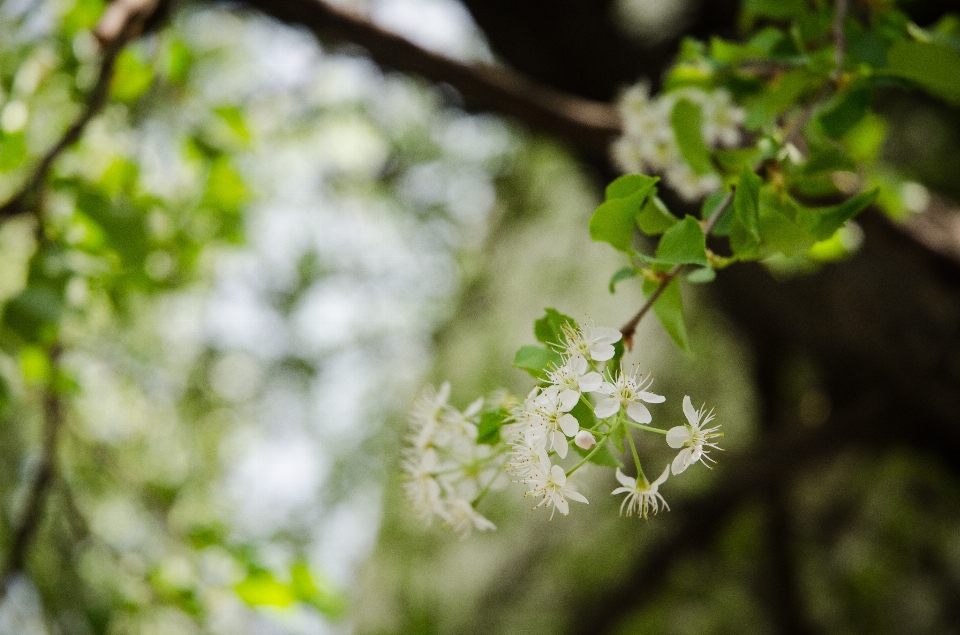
611 465 670 518
522 452 588 519
407 382 451 450
529 387 579 459
562 322 622 362
440 499 496 539
666 163 722 202
401 448 446 523
595 366 665 423
547 355 603 405
701 88 745 147
574 430 597 450
666 395 723 475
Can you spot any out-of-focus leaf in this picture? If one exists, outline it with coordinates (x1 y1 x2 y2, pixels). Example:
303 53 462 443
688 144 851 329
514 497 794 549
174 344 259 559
671 99 713 175
730 166 761 257
817 84 872 139
111 49 155 102
290 562 347 618
886 38 960 104
235 571 296 608
513 345 562 379
803 188 879 240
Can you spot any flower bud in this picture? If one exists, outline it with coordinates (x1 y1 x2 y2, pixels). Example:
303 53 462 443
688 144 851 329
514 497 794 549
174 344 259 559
574 430 597 451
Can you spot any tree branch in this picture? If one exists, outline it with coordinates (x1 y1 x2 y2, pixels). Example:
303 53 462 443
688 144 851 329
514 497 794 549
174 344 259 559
0 347 65 598
237 0 620 154
0 0 164 220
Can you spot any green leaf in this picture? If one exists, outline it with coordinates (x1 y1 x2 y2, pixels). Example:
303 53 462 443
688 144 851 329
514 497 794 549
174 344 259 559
608 267 639 293
756 191 817 257
203 157 248 213
730 166 761 258
817 84 872 139
590 175 659 252
702 189 734 236
513 345 562 379
534 308 577 346
290 562 347 618
110 49 155 102
605 174 660 201
671 99 713 175
642 277 690 353
655 215 708 266
477 408 509 445
804 188 879 240
686 266 716 283
886 38 960 104
235 571 296 608
635 196 679 235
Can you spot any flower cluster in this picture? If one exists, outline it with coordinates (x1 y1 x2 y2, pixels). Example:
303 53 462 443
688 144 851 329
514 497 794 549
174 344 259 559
612 82 745 201
402 317 725 536
401 383 500 538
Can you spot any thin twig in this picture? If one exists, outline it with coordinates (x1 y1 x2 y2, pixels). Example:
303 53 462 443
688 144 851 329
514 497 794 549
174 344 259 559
619 191 733 348
832 0 849 81
0 346 64 598
0 0 163 220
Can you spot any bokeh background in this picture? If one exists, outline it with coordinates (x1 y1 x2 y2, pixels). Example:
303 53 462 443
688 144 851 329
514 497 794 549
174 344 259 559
1 0 959 633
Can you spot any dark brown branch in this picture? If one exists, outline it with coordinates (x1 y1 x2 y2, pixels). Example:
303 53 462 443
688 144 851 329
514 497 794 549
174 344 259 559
238 0 620 154
0 347 64 597
0 0 163 220
620 190 732 348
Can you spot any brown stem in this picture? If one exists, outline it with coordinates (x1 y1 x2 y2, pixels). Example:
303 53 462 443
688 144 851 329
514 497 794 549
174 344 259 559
0 346 65 597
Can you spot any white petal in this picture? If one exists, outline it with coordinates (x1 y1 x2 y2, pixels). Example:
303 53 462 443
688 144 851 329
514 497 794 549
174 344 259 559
672 449 692 475
464 397 484 417
578 372 602 392
626 401 652 424
590 343 615 361
552 430 568 459
554 496 570 516
682 395 698 426
558 413 579 437
689 446 702 464
437 382 451 405
594 397 621 419
550 464 566 487
592 326 623 344
595 382 617 395
639 391 666 404
558 389 580 412
666 426 689 449
565 489 589 505
614 467 635 488
611 486 633 495
569 355 588 375
652 465 670 487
